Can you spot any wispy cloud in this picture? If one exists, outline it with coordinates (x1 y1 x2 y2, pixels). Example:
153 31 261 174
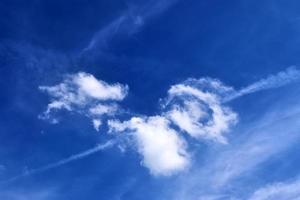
164 78 237 144
39 72 128 129
0 188 57 200
210 112 300 187
248 178 300 200
164 69 300 198
82 0 179 53
224 66 300 102
2 141 114 184
170 95 300 199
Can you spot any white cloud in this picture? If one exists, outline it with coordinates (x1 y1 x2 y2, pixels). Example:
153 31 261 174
249 179 300 200
164 78 237 143
163 67 300 144
39 72 128 125
108 116 190 176
169 99 300 199
92 119 102 131
38 68 300 178
89 104 118 116
73 72 127 100
107 78 237 175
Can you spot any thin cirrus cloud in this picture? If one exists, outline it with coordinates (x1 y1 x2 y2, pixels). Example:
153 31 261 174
1 141 114 184
0 188 57 200
82 0 179 53
39 72 128 129
38 67 300 177
224 66 300 102
248 178 300 200
210 108 300 188
172 97 300 200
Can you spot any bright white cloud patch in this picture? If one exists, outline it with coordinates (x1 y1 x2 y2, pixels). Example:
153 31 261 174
92 119 102 132
108 116 190 176
39 72 128 128
164 78 238 143
73 72 127 101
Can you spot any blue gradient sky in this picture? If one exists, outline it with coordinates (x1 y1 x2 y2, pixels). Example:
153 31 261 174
1 0 300 199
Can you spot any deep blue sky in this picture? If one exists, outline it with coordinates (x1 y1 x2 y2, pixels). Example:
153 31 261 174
1 0 300 199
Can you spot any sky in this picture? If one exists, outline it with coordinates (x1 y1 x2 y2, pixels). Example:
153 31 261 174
1 0 300 199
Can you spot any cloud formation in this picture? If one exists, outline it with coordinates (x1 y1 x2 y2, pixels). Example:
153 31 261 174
108 77 237 175
164 78 238 143
108 116 189 176
2 141 114 184
170 95 300 199
38 67 300 177
39 72 128 128
0 188 57 200
83 0 179 53
225 66 300 101
249 178 300 200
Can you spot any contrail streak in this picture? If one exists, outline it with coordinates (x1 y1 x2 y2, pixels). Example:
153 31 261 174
1 140 114 184
82 0 179 53
224 66 300 102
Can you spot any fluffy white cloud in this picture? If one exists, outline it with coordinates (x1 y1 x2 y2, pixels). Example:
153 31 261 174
92 119 102 132
39 72 128 129
107 78 238 175
40 74 239 175
165 67 300 143
108 116 190 176
72 72 127 100
164 78 237 143
40 72 128 112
